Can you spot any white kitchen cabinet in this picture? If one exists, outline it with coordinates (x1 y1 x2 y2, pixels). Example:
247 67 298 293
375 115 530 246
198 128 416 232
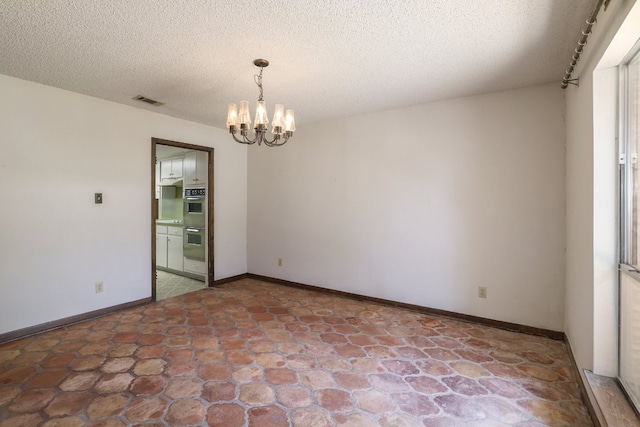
167 226 183 236
160 157 183 181
156 226 183 271
167 235 183 271
183 151 207 186
184 258 206 276
156 234 168 268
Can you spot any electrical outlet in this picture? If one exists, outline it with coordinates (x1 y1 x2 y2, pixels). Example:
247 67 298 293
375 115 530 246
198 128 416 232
278 258 283 267
478 286 487 298
95 282 104 293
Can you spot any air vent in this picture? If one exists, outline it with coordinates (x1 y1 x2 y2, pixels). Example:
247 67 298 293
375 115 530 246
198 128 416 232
132 95 165 106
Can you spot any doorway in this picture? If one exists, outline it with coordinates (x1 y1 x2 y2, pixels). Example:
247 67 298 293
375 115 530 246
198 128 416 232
151 138 214 301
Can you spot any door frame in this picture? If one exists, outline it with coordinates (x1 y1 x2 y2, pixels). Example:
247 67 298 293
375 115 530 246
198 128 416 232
151 137 215 301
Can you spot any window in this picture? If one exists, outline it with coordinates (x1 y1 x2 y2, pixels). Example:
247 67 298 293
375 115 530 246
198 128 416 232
619 40 640 411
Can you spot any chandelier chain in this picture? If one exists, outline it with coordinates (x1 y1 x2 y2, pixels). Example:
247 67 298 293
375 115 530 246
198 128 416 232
254 67 264 101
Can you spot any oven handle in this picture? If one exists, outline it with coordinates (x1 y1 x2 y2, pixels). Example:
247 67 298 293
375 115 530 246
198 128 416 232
185 197 205 201
185 227 203 233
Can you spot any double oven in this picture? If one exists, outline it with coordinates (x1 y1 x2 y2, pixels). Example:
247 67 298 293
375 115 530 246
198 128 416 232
183 187 206 262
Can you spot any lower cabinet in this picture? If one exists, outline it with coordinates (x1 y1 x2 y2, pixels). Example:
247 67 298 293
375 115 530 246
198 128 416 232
156 234 168 268
184 258 206 276
167 235 183 271
156 225 183 271
157 224 205 279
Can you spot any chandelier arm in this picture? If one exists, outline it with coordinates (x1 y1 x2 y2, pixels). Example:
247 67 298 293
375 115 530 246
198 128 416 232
273 136 289 147
263 134 289 147
246 133 259 144
261 135 278 146
231 131 257 145
278 134 291 146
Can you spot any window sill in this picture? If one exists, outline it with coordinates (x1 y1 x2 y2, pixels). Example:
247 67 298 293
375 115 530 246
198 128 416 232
585 370 640 426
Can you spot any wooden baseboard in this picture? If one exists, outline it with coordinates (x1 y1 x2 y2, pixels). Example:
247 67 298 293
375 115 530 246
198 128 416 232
0 298 151 345
157 266 205 282
212 273 249 287
1 272 564 345
245 273 564 341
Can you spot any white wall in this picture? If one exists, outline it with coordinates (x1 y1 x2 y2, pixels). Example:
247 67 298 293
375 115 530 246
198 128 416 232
565 0 639 380
0 74 247 335
248 83 566 331
565 64 596 372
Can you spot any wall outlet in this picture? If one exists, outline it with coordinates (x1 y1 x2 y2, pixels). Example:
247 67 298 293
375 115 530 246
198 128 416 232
278 258 283 267
95 282 104 293
478 286 487 298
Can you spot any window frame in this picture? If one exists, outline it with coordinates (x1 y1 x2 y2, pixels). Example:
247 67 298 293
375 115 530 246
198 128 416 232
618 38 640 413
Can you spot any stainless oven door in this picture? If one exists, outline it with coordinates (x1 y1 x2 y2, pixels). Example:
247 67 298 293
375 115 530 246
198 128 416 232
183 227 205 261
183 199 205 228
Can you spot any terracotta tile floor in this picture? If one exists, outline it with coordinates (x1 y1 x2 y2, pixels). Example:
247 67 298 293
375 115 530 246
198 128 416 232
0 279 592 426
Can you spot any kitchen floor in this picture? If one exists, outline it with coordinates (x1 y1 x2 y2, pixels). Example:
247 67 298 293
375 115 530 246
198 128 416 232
156 270 206 301
0 279 592 426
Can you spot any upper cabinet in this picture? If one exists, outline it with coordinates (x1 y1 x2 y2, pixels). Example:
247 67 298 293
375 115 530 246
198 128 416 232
160 157 183 181
157 150 206 186
183 151 207 186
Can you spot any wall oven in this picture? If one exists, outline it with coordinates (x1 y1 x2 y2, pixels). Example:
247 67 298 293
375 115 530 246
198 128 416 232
183 187 206 261
183 226 205 261
183 187 205 228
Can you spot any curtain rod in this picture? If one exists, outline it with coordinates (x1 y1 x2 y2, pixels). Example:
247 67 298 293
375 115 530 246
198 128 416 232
561 0 610 89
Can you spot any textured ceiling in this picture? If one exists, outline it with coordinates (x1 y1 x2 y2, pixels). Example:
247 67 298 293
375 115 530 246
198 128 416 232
0 0 594 129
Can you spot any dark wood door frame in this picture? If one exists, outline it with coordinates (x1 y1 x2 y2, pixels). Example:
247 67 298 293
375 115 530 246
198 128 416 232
151 137 215 301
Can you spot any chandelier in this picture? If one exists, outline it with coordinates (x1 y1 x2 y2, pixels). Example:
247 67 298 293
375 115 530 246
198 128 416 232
226 59 295 147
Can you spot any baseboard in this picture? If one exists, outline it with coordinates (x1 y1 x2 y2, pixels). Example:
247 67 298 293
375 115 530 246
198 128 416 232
157 266 205 282
245 273 564 340
1 273 564 346
212 273 249 287
0 297 151 345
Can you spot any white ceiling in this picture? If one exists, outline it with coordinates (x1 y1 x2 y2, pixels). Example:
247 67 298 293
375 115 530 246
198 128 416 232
0 0 594 129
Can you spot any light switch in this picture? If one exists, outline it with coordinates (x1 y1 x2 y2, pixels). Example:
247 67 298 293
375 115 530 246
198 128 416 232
95 193 103 204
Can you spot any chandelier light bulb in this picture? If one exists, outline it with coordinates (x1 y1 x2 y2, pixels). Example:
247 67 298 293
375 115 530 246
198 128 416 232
254 100 268 126
285 110 296 132
238 100 251 128
226 103 238 128
272 104 285 135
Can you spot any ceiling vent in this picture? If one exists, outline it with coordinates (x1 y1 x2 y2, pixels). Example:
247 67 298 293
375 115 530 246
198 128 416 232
132 95 164 106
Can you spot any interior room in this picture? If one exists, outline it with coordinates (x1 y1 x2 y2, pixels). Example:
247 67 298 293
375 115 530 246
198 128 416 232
1 1 640 426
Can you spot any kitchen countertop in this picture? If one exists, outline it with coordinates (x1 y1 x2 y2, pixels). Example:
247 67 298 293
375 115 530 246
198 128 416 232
156 219 184 226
